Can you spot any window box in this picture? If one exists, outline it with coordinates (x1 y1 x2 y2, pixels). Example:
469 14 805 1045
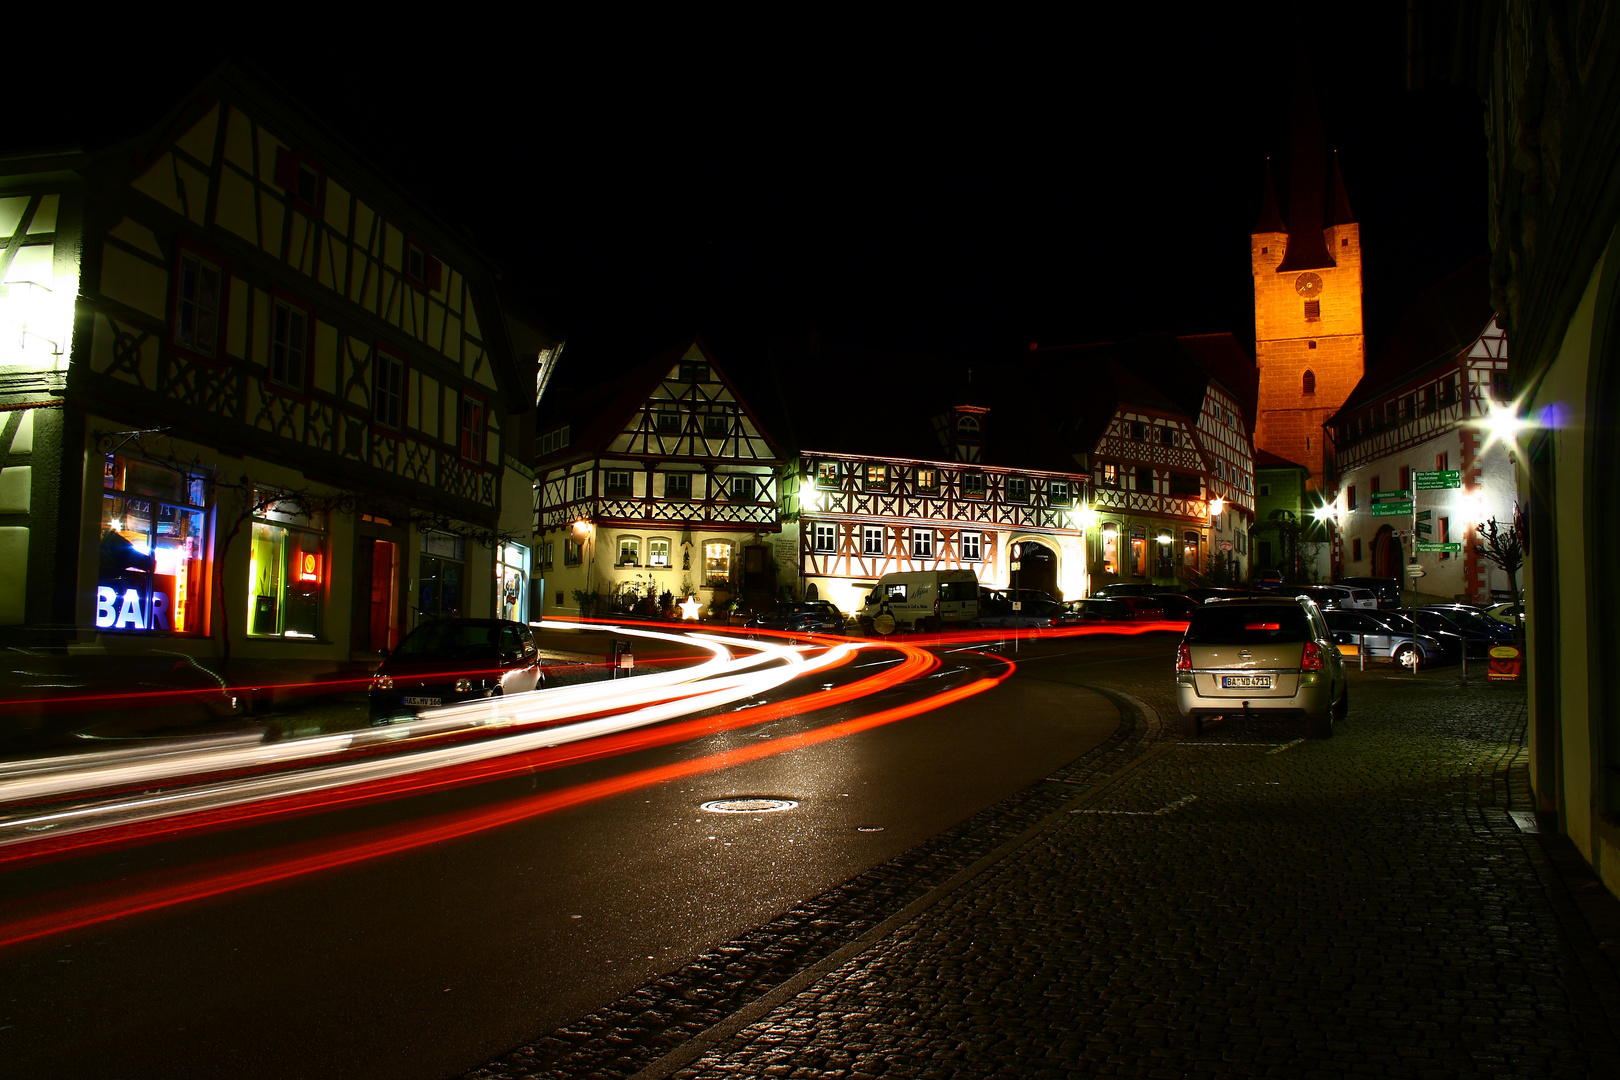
1049 480 1071 505
864 464 888 492
1006 477 1028 502
962 472 986 498
815 461 839 488
914 467 938 493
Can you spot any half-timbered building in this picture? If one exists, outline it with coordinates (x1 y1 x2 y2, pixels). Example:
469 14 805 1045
0 65 542 687
757 338 1090 612
1028 334 1258 590
533 339 783 617
1324 258 1513 601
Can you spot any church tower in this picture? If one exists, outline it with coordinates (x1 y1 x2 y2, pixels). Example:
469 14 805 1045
1251 80 1365 494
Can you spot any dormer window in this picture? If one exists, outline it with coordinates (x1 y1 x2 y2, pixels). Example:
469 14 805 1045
956 415 981 441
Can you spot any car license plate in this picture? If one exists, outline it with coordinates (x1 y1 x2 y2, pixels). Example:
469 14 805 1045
1221 675 1273 689
400 695 442 707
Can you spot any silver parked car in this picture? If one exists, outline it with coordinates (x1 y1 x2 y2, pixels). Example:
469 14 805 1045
1175 597 1349 739
1322 609 1444 669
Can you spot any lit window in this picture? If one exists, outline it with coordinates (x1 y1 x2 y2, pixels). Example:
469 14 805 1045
1101 463 1119 487
960 532 981 561
618 537 641 566
862 526 885 556
865 464 888 491
915 467 938 493
813 523 836 553
703 541 732 586
912 531 934 558
1101 525 1119 575
815 461 840 487
248 494 327 638
175 251 223 356
98 456 210 634
648 538 671 567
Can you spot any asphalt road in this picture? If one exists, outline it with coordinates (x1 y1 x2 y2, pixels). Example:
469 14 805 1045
0 630 1145 1080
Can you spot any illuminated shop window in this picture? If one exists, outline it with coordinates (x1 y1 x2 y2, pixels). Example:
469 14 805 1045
496 542 530 622
1129 526 1147 577
98 455 210 634
703 541 733 587
418 530 465 621
1101 525 1119 575
248 495 326 638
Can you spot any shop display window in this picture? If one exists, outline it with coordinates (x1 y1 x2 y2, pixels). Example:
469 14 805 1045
496 542 529 622
249 495 326 638
99 455 210 633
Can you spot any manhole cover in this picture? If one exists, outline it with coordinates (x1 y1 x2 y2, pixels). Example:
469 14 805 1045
700 798 798 814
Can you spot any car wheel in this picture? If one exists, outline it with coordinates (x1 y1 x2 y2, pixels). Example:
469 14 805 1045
1393 643 1420 671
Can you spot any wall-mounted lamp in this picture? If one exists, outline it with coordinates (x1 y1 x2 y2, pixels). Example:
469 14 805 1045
1208 496 1225 517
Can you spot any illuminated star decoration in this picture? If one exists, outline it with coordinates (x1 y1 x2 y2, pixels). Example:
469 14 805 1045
678 595 702 621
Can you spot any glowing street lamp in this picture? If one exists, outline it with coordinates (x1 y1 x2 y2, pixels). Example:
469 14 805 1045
1208 496 1225 518
1476 399 1531 455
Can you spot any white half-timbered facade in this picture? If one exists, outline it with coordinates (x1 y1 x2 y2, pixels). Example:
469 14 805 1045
0 66 542 683
782 451 1089 615
1327 314 1514 601
534 340 784 617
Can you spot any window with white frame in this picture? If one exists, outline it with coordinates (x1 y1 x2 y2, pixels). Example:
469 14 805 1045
912 530 934 558
648 537 671 567
175 250 223 356
813 523 836 553
915 467 938 493
617 536 641 566
571 473 588 500
862 526 885 556
815 461 839 487
1049 480 1070 504
960 531 981 561
962 472 986 498
663 472 691 499
1006 476 1028 502
604 470 632 496
270 299 309 392
374 348 404 430
728 475 757 501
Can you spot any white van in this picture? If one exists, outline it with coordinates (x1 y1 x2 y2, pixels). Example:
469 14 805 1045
857 569 980 634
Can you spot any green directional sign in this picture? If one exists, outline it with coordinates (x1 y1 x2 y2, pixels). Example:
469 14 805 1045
1415 470 1462 490
1415 542 1463 553
1415 510 1432 520
1372 489 1412 501
1372 501 1414 516
1416 523 1433 535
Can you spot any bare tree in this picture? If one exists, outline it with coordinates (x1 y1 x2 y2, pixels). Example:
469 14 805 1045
1474 514 1525 646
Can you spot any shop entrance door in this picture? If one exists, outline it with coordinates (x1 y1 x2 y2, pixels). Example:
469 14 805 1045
369 540 400 651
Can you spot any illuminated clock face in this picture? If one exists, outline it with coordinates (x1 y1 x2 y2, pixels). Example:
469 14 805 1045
1295 272 1324 298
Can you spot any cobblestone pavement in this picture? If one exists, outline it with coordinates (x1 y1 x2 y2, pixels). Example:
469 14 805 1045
468 650 1620 1080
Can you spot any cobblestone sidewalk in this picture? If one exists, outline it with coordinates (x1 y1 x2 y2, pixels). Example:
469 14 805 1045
470 665 1620 1080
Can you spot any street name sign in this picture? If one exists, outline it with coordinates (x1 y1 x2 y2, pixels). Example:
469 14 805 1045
1415 470 1462 490
1372 489 1412 501
1416 510 1432 520
1415 542 1463 553
1372 501 1414 516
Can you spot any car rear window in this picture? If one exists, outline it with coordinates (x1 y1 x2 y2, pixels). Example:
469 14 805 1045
1186 606 1311 644
940 581 977 602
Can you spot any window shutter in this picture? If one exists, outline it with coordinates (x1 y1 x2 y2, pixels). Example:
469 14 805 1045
275 147 296 191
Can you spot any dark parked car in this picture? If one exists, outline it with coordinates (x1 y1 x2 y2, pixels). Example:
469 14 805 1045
1337 577 1401 609
978 592 1066 628
370 619 544 722
1417 604 1516 655
1064 596 1167 622
1387 610 1466 664
743 601 847 634
1252 569 1285 593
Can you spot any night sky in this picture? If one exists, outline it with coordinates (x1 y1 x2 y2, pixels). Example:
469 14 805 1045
30 13 1489 402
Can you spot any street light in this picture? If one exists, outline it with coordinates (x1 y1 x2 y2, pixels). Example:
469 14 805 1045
1208 496 1225 518
1476 399 1531 455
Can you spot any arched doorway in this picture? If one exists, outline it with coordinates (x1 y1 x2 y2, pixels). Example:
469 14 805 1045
1010 538 1059 600
1371 524 1403 579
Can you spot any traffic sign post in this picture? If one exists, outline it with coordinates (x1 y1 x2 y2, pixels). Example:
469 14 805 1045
1415 470 1462 490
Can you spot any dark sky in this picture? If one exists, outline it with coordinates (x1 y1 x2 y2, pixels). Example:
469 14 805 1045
39 12 1489 401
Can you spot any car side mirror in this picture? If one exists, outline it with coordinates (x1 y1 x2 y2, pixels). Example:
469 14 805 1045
378 648 390 659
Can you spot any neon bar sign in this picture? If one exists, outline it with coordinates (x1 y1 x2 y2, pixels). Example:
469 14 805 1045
95 586 171 631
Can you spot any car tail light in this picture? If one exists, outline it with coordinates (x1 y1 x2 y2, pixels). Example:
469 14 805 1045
1301 640 1325 672
1175 642 1192 673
